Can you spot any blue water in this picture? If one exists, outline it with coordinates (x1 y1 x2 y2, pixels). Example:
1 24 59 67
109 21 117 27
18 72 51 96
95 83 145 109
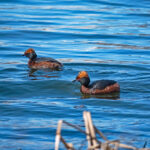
0 0 150 149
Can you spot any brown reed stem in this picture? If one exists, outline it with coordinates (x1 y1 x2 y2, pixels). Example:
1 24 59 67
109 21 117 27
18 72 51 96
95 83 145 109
63 120 86 135
86 111 98 150
61 136 75 150
55 120 63 150
94 125 108 141
83 111 92 148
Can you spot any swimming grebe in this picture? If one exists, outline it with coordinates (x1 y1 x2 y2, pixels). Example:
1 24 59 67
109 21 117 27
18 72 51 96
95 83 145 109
73 71 120 95
23 48 63 70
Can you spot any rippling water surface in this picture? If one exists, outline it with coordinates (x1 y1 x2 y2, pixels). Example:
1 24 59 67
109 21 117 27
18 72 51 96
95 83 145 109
0 0 150 149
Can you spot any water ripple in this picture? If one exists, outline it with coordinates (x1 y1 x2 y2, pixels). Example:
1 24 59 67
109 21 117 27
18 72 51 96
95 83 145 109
0 0 150 149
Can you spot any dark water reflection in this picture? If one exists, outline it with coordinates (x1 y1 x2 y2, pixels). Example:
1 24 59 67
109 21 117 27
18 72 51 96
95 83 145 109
28 69 60 80
81 92 120 100
0 0 150 149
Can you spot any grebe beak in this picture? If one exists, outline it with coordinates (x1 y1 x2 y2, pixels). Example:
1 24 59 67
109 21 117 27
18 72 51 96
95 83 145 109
72 79 77 82
72 76 80 82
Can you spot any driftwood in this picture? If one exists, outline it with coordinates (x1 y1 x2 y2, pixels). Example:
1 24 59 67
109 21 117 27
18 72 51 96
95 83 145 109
55 111 149 150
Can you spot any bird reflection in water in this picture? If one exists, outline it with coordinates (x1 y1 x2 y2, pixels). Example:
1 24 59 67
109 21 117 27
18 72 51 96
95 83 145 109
81 92 120 100
28 69 60 80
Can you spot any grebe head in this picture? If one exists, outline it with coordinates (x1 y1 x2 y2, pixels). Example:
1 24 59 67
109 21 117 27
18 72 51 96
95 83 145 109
23 48 37 60
73 71 90 87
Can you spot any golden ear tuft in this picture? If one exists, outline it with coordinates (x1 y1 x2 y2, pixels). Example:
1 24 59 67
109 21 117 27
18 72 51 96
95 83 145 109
78 71 89 78
25 48 35 54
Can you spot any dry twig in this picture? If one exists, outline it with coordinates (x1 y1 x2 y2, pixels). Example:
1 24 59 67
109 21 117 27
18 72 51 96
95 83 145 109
54 111 149 150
